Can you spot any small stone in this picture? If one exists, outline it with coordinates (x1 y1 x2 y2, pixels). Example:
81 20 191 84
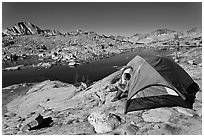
188 60 197 65
153 124 160 129
28 119 39 128
176 107 196 117
112 130 125 135
195 108 202 117
79 118 84 123
20 124 30 132
125 123 139 135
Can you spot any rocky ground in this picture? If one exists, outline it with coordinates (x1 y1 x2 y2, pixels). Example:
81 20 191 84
2 47 202 135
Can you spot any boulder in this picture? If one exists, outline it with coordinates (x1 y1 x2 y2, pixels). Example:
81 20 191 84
21 114 53 131
88 111 121 133
142 108 172 123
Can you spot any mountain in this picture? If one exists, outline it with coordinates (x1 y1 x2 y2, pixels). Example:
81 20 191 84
2 21 202 45
128 33 141 43
136 29 178 43
2 21 202 69
187 27 202 38
2 21 63 36
132 27 202 44
3 22 43 36
187 27 202 34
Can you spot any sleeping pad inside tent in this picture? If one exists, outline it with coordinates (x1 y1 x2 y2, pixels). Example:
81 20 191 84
124 55 200 114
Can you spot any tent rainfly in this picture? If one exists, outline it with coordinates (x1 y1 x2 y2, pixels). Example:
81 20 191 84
124 55 199 114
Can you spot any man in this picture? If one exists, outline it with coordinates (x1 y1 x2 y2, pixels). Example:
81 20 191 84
111 67 133 102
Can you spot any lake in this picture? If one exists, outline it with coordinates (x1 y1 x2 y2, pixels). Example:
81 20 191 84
2 49 174 88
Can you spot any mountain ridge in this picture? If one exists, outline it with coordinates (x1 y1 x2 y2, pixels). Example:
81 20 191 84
3 21 63 36
2 21 202 45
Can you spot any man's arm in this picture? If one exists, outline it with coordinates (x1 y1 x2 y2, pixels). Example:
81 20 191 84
117 82 128 93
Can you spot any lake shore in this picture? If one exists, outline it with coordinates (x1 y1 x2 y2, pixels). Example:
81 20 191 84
2 47 178 88
2 47 143 70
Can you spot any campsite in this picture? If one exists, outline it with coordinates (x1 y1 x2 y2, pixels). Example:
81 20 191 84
2 47 202 135
2 2 202 135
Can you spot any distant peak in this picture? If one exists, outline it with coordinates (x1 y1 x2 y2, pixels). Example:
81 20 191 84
155 28 176 33
131 33 141 37
3 21 62 36
16 21 33 26
187 27 202 33
150 28 176 36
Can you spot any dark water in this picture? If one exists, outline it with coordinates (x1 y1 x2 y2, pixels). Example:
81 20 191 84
2 49 174 88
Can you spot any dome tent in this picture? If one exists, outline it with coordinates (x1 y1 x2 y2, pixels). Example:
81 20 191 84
124 55 199 114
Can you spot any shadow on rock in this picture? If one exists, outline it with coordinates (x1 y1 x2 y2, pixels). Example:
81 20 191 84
28 114 53 131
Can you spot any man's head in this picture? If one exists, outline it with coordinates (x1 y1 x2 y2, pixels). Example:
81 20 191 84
119 67 133 87
123 73 131 80
118 73 131 89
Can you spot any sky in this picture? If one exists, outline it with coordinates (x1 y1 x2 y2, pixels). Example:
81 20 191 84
2 2 202 36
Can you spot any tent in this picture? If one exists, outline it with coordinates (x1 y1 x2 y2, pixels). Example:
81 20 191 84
124 55 199 114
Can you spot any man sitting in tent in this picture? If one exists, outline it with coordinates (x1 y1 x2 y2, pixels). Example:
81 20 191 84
111 67 133 102
111 55 199 114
